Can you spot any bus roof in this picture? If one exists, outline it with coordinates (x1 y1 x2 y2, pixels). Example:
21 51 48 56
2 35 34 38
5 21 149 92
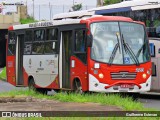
9 16 136 31
53 10 94 20
89 0 160 14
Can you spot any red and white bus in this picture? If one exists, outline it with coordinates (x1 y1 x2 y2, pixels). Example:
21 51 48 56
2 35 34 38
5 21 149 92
7 15 151 94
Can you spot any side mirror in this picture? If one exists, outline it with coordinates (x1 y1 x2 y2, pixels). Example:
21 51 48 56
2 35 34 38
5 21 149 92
87 34 93 47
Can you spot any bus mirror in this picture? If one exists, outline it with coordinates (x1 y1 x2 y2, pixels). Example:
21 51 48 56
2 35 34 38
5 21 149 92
87 34 93 47
5 35 8 40
52 42 56 49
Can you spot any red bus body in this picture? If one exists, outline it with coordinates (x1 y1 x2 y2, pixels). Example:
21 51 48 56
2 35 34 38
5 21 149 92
7 16 152 93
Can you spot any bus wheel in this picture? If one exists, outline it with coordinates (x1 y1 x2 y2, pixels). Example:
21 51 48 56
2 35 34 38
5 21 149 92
36 88 48 95
28 78 36 91
74 80 83 94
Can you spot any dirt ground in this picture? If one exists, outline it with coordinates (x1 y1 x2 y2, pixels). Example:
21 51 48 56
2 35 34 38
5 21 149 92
0 97 122 111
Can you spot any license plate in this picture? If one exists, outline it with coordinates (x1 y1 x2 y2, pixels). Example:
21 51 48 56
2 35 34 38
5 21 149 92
120 84 132 88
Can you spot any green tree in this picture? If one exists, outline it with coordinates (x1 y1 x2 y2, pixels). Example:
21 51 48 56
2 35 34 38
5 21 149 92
104 0 122 5
72 3 82 11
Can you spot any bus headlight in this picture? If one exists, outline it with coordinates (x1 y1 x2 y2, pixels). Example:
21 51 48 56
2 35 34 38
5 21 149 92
99 73 104 79
142 73 147 79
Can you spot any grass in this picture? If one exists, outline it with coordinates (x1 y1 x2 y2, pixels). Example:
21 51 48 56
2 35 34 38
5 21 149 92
0 90 159 119
0 89 153 111
0 67 6 80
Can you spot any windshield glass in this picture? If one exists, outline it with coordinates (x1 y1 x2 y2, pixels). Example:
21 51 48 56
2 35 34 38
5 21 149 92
90 22 150 65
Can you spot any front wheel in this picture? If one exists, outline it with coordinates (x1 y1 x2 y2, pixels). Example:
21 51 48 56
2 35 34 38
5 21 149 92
74 80 84 94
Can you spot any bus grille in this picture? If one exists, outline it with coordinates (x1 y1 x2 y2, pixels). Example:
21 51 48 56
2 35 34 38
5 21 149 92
111 72 137 80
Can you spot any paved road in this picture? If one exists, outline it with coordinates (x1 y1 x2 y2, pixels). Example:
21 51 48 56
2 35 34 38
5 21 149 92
0 80 25 92
139 98 160 110
139 94 160 110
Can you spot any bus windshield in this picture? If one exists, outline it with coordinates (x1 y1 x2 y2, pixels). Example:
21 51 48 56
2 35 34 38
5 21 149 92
90 22 150 65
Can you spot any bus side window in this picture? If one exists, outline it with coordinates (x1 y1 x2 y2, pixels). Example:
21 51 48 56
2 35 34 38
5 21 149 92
32 29 45 54
75 30 86 52
8 32 16 55
44 28 58 54
24 30 33 55
74 29 87 64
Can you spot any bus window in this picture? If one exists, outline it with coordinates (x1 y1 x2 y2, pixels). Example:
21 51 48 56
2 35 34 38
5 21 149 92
8 32 16 55
24 30 33 55
25 30 33 42
34 29 45 41
32 29 45 54
45 28 58 54
75 29 86 52
74 29 87 64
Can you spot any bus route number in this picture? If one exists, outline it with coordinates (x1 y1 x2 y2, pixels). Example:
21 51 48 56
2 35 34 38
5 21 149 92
136 68 144 72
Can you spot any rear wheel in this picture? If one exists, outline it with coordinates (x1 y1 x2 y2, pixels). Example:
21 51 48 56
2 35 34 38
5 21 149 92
28 78 47 95
28 78 36 91
36 88 48 95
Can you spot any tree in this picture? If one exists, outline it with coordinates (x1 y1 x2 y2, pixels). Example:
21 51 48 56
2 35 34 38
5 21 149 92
104 0 122 5
70 3 82 12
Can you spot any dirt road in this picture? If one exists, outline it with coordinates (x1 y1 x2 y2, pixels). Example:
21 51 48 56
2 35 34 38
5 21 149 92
0 97 122 111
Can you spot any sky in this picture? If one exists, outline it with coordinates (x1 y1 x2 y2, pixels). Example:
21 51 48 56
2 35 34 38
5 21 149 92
0 0 97 6
0 0 97 20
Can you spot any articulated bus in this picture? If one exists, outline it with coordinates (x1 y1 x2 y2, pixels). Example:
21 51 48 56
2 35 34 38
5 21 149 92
7 15 151 94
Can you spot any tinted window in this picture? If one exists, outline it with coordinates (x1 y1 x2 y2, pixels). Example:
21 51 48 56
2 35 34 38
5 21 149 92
8 32 16 55
45 28 58 54
46 28 58 40
75 30 86 52
24 30 33 55
32 42 44 54
24 43 32 55
25 30 33 42
34 29 45 41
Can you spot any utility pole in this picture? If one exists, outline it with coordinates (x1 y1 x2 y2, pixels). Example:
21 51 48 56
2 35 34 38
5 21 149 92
32 0 34 19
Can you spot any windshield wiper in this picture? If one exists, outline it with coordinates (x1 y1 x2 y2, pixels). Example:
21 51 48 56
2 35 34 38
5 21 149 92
136 43 145 58
108 33 120 66
122 34 140 66
108 43 119 66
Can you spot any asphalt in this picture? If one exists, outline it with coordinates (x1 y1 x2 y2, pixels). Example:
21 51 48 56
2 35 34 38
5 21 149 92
0 80 25 92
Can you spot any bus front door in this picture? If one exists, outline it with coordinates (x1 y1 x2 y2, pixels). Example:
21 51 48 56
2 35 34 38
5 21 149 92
59 31 72 89
15 34 24 86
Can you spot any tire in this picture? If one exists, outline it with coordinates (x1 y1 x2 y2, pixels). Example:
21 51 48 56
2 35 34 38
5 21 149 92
36 88 48 95
74 80 84 94
28 78 36 91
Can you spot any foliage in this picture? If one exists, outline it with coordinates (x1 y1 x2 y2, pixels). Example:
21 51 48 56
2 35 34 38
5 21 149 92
71 3 82 11
104 0 122 5
20 16 37 24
